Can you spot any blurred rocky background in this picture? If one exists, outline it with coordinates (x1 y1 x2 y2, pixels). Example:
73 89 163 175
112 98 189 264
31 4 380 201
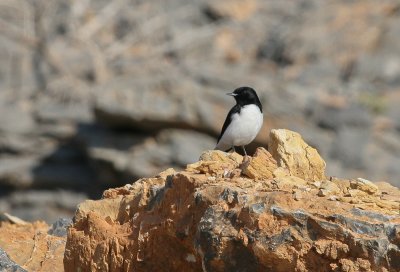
0 0 399 223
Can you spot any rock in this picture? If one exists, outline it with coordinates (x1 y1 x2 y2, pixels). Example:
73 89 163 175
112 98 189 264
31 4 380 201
78 124 216 184
0 248 27 272
0 156 38 188
292 190 303 201
1 213 28 225
199 149 242 163
0 146 93 190
311 102 372 131
127 129 216 179
357 53 400 87
0 101 35 134
242 147 278 180
32 162 94 189
1 0 400 196
376 181 400 202
48 218 72 237
272 175 309 191
0 134 52 155
35 96 93 123
188 150 242 177
364 141 400 187
0 221 65 272
268 129 326 180
36 123 77 139
351 178 380 196
257 26 293 67
64 130 400 272
204 0 258 21
330 127 370 169
93 76 225 134
0 190 87 223
385 91 400 130
86 147 131 185
76 124 145 151
318 181 341 197
157 129 216 166
76 124 146 185
1 0 400 227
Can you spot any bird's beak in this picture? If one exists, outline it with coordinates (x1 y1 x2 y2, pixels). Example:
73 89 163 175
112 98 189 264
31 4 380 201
226 92 237 96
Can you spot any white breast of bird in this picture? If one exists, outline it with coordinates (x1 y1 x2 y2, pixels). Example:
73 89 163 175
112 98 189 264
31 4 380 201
221 104 263 147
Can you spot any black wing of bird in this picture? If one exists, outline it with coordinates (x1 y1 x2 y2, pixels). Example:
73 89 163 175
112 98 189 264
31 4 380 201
217 104 241 143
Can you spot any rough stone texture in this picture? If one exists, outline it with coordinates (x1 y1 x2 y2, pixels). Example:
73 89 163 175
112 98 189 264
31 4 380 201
269 129 327 181
64 130 400 272
242 147 278 180
2 0 400 222
0 248 27 272
0 221 66 272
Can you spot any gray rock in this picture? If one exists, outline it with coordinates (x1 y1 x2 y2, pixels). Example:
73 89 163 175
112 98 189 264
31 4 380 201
0 137 93 189
93 75 223 134
0 134 66 158
77 124 147 185
77 124 145 151
195 189 400 271
0 102 35 135
36 123 77 139
311 103 372 131
87 147 131 186
1 0 400 222
0 190 87 223
157 129 216 166
0 156 38 188
48 217 72 237
80 126 215 182
357 53 400 87
93 76 192 130
42 142 86 163
0 248 26 272
35 96 93 123
364 142 400 187
385 91 400 130
330 127 370 169
257 27 293 67
128 129 216 178
32 162 94 189
386 158 400 188
196 200 400 271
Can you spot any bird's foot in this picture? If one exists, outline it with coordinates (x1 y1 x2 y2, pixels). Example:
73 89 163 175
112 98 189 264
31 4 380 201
239 155 251 171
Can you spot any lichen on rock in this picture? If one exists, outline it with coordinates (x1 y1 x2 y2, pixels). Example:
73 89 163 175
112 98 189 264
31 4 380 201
63 129 400 272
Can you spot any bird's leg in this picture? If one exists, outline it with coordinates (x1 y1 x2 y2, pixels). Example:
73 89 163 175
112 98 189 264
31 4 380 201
232 146 236 153
242 146 247 156
239 145 251 171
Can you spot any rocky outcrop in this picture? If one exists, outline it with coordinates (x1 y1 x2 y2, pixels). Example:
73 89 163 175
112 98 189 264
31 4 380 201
2 0 400 223
64 129 400 272
0 219 68 272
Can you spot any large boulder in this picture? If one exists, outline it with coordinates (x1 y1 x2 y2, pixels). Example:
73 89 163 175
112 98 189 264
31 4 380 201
64 129 400 272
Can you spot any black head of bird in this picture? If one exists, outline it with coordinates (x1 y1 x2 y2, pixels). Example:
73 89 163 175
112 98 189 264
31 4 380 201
227 86 263 112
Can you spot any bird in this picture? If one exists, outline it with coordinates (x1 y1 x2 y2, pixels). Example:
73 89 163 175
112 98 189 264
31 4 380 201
215 86 263 156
